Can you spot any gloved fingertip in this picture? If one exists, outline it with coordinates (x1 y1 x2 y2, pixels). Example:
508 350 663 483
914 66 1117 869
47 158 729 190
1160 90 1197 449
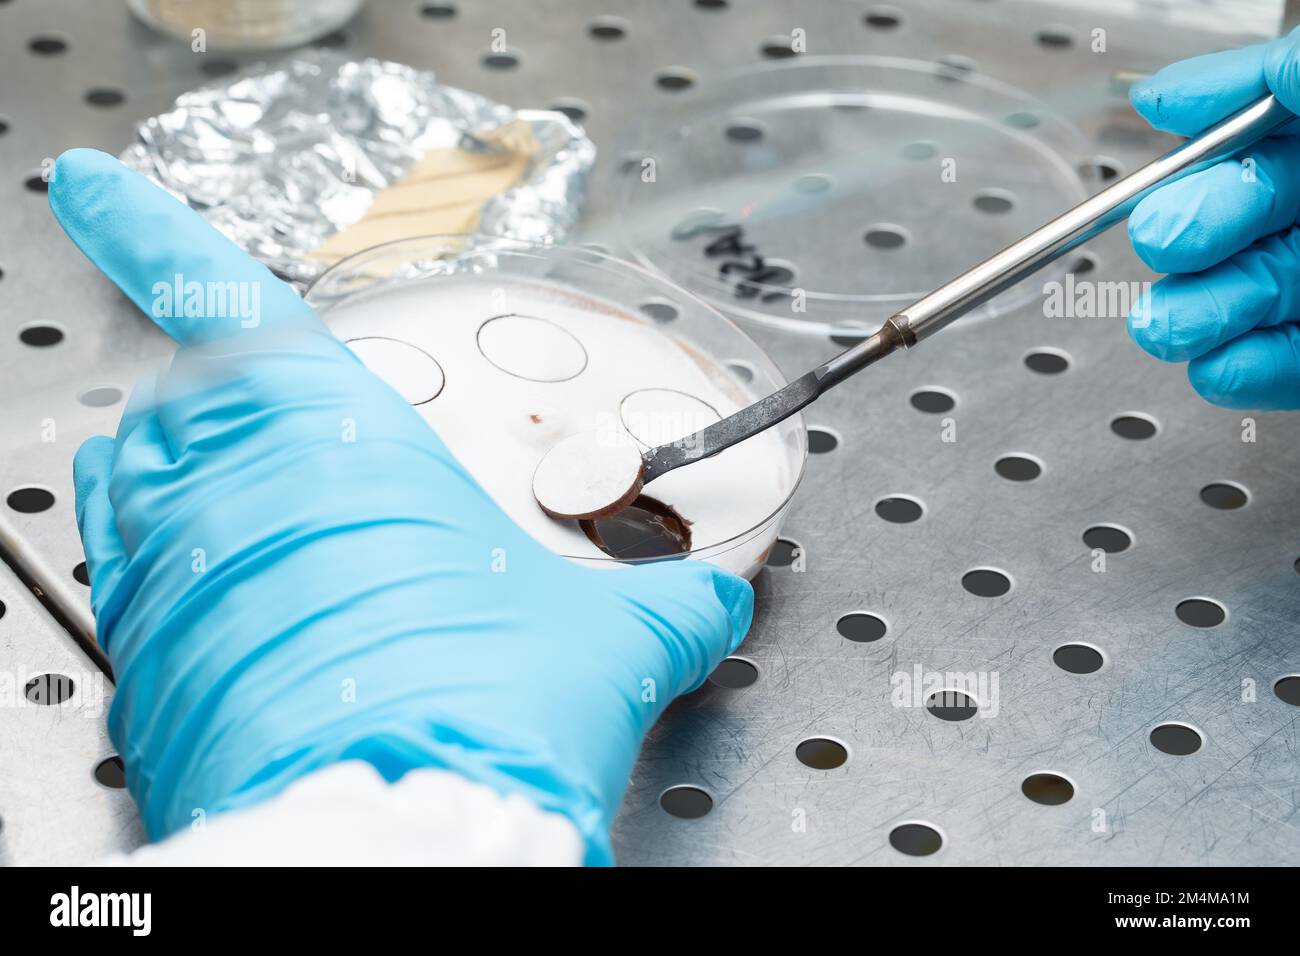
47 148 116 215
1129 46 1271 135
1263 28 1300 114
1186 327 1300 410
1125 283 1165 353
1127 77 1163 126
1126 199 1166 272
1186 356 1236 408
698 564 754 654
46 148 320 347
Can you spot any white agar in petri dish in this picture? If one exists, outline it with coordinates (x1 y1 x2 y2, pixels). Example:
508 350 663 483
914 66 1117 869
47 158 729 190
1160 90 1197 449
324 273 793 578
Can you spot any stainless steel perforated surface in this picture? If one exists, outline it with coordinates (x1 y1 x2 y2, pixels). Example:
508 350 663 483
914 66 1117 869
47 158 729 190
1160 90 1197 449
1 0 1297 866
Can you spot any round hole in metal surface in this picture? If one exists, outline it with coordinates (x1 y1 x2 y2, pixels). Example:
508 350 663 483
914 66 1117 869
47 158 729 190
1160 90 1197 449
796 737 848 770
1005 110 1041 129
725 359 755 383
926 689 978 721
708 657 758 689
638 298 679 323
28 35 68 55
973 190 1015 214
7 487 55 513
19 323 63 346
875 495 924 523
760 35 798 59
1175 597 1226 629
766 537 801 568
1036 25 1076 48
587 15 627 39
670 207 726 238
995 455 1042 482
1053 643 1104 675
962 568 1011 598
1274 676 1300 706
1081 156 1123 182
1110 413 1158 440
655 67 697 91
199 57 239 77
864 224 908 249
829 324 871 347
85 87 126 108
0 117 8 136
1150 722 1202 756
837 612 887 643
863 6 902 29
937 55 977 79
807 427 839 454
548 98 589 123
25 673 74 705
23 171 48 193
73 562 89 586
79 385 123 408
725 118 766 142
313 29 348 48
660 785 712 818
482 51 520 70
909 387 956 413
793 173 832 193
889 822 943 856
1022 772 1074 805
1070 251 1099 275
94 756 126 789
901 140 938 160
1082 524 1132 553
1200 481 1248 510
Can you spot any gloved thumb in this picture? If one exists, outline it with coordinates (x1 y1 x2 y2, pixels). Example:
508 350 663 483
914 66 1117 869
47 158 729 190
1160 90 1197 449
48 148 323 348
1130 28 1300 136
610 559 754 699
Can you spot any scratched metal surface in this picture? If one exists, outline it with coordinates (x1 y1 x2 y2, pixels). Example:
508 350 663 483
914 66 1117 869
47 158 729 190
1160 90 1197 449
0 560 143 865
0 0 1297 865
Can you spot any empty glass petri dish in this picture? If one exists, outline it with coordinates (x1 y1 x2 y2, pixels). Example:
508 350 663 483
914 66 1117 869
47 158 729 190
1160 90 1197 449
128 0 363 49
614 56 1091 336
305 235 807 579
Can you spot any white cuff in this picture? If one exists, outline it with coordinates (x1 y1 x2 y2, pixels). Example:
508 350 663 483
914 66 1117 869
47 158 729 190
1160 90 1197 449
102 761 584 866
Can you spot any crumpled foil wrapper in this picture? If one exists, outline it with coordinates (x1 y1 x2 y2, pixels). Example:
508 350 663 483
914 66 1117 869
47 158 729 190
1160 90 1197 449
120 51 596 283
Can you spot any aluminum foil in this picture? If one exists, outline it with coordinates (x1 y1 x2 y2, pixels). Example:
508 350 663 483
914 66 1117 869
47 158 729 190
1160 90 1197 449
120 51 596 283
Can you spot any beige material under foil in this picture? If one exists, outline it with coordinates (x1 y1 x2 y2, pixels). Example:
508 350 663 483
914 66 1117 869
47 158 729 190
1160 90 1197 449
308 120 539 265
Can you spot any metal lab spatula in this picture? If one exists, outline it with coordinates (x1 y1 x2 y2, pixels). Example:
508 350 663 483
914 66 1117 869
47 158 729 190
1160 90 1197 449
533 94 1294 521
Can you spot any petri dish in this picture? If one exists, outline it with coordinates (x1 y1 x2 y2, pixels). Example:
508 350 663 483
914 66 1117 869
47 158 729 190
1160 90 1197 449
614 56 1090 335
306 235 807 579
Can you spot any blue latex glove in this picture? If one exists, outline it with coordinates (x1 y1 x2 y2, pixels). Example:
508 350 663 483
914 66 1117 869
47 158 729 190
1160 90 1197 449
51 148 752 865
1127 29 1300 409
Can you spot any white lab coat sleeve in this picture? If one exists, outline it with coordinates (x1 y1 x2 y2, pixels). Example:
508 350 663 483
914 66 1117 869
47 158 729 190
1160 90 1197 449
100 761 585 866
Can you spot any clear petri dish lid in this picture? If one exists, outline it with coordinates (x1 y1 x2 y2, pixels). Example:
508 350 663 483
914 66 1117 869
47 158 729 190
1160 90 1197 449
613 55 1094 337
305 235 807 580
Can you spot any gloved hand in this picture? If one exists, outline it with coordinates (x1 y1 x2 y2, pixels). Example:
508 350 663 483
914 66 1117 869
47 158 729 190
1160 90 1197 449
51 148 753 865
1127 28 1300 409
